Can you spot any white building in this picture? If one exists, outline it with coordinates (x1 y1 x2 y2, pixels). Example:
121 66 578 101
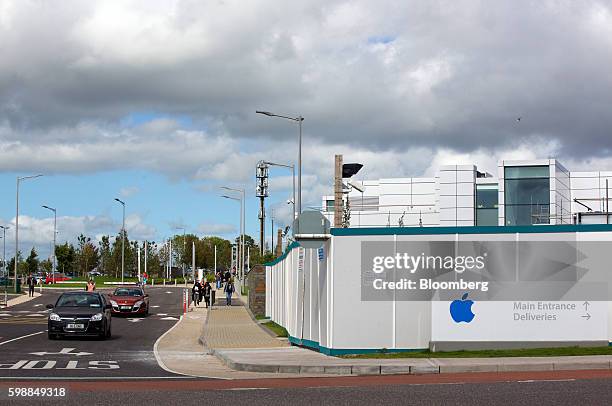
322 158 612 228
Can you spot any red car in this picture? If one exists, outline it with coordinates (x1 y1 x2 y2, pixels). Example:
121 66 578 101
108 287 149 316
45 273 71 284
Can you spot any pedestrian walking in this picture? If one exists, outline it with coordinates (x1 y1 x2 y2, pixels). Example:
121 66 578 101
192 280 202 307
203 280 212 308
215 272 221 289
27 274 35 297
224 278 235 306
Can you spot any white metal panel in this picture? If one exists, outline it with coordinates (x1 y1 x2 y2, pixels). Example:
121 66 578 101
456 170 475 183
456 195 475 208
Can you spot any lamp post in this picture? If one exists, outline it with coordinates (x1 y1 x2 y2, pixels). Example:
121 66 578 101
0 226 8 279
175 226 186 279
15 174 43 290
256 111 304 223
221 193 244 280
221 186 245 280
114 198 126 285
41 205 57 284
264 160 296 220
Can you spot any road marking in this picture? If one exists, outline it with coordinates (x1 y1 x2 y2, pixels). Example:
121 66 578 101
0 331 45 346
33 304 43 307
30 348 94 357
156 313 168 316
26 313 46 317
151 305 160 308
160 317 179 320
126 318 143 323
165 291 172 294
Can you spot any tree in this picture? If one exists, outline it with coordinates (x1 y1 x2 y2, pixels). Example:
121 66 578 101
98 235 113 276
75 234 99 277
25 247 39 274
55 243 76 275
40 258 53 273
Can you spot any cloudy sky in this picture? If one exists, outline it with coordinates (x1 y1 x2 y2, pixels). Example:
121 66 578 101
1 0 612 258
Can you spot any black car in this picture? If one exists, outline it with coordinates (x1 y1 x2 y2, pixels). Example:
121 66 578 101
46 292 112 340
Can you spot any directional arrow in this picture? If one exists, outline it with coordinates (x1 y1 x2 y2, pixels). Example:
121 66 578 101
583 301 590 310
30 347 93 357
581 313 591 320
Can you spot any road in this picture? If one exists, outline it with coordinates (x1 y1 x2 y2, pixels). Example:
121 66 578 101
0 286 192 379
1 288 611 404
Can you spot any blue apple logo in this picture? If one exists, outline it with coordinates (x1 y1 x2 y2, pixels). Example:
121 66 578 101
450 293 475 323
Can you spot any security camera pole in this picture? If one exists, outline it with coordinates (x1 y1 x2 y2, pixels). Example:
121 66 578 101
15 174 43 291
41 205 57 284
114 198 126 285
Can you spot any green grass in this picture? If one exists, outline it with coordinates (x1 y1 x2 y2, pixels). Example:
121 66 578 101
262 321 288 338
255 315 269 320
341 346 612 359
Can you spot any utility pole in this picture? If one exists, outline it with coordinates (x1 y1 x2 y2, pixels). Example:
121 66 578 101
114 198 126 285
16 174 43 291
270 208 274 255
334 154 344 228
0 226 8 279
42 206 57 283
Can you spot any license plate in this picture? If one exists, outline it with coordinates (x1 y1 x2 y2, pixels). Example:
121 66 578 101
66 323 84 329
120 306 131 310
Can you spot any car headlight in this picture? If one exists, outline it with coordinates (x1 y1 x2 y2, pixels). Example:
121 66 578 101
110 300 118 307
133 300 143 307
90 313 103 321
49 313 61 321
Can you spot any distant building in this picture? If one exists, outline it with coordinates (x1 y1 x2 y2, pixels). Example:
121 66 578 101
322 159 612 228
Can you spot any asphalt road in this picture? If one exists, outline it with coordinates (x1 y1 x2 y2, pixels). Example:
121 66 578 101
1 375 611 405
0 286 193 379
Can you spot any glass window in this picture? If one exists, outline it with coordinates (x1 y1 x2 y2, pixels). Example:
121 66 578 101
325 200 334 212
504 178 550 205
504 166 549 179
505 204 550 226
476 186 498 209
56 293 101 307
476 208 498 226
504 165 550 225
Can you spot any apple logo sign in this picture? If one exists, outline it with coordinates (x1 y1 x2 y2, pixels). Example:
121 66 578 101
450 293 475 323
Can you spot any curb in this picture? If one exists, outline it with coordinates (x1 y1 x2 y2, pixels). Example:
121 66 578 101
209 351 612 376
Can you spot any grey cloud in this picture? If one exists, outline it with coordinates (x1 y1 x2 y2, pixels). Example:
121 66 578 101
0 0 611 179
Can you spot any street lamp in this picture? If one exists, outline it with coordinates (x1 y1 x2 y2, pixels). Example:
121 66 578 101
264 161 296 220
256 111 304 224
221 193 244 280
0 226 8 279
15 174 43 290
41 205 57 284
114 198 126 284
174 226 186 279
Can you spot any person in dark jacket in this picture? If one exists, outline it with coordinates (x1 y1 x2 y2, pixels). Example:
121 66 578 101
203 281 212 308
224 278 235 306
191 280 202 307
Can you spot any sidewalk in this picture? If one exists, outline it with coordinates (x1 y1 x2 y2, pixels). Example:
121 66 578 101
3 291 42 308
156 286 612 378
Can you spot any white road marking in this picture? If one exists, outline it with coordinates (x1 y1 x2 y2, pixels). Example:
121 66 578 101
126 318 143 323
160 317 179 320
0 313 12 317
165 291 172 294
0 331 45 346
151 305 160 308
30 348 93 357
26 313 46 317
33 304 43 307
156 313 168 316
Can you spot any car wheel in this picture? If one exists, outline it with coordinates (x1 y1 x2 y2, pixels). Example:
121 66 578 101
99 322 107 340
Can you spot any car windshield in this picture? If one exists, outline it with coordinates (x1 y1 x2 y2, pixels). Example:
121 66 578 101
114 288 143 297
56 294 101 308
